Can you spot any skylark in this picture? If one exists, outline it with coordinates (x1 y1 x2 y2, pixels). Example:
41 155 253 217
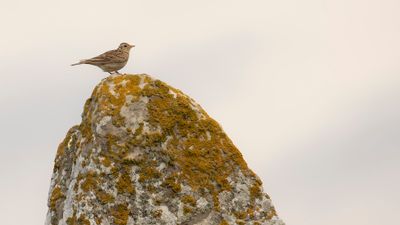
71 42 135 74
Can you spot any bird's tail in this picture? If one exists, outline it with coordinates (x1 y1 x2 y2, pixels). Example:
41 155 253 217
71 60 85 66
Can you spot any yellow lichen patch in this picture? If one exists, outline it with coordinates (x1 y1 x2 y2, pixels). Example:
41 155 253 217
152 209 162 218
111 203 130 225
116 173 135 194
49 186 64 210
138 165 161 183
80 97 95 143
219 220 229 225
78 215 90 225
66 213 90 225
96 75 142 123
95 217 102 225
181 195 196 207
183 206 192 214
101 157 112 167
246 207 256 220
234 210 247 220
96 189 115 205
80 171 98 192
79 75 147 147
66 216 76 225
265 206 277 220
212 194 220 211
54 126 78 170
250 183 262 202
100 134 131 168
161 173 182 193
236 220 245 225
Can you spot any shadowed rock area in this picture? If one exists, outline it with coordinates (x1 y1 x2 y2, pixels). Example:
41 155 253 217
45 74 285 225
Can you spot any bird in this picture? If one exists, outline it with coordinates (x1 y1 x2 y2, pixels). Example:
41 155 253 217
71 42 135 74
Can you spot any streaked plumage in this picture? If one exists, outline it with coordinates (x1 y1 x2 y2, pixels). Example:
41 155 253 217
71 42 135 74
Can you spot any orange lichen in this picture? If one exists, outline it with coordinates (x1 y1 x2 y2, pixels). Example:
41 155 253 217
152 209 162 218
161 173 182 193
183 206 192 214
78 215 91 225
54 126 78 170
181 195 196 206
95 217 102 225
66 213 90 225
101 157 112 167
250 183 262 200
234 210 247 220
138 165 161 182
80 171 98 192
111 203 130 225
49 186 64 210
116 173 135 194
219 220 229 225
96 190 115 204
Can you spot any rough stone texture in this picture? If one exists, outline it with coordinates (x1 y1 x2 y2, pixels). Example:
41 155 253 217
46 74 285 225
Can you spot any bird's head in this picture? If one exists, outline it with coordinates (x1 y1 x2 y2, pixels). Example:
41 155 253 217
118 42 135 52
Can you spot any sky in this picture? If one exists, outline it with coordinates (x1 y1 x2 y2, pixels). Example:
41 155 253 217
1 0 399 224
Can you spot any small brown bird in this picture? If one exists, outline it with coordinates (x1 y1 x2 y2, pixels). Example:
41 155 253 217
71 42 135 74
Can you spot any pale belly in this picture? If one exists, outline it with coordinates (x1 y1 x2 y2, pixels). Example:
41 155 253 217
99 62 127 72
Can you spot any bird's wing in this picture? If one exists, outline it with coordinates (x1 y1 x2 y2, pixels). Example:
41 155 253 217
84 50 126 65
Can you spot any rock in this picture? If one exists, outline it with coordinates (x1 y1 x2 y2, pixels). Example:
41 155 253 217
45 74 285 225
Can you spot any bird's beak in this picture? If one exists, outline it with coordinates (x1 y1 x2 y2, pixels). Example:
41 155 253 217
130 44 135 48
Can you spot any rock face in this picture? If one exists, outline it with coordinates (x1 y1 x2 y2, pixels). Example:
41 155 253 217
46 74 284 225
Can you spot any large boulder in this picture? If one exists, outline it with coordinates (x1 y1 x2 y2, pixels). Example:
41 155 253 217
46 74 284 225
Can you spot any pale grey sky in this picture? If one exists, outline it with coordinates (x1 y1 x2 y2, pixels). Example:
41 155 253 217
1 0 399 224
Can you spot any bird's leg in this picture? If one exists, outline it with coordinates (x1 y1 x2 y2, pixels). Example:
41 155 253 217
108 72 113 75
116 71 121 74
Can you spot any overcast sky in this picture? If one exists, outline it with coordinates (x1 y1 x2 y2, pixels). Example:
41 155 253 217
1 1 399 224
